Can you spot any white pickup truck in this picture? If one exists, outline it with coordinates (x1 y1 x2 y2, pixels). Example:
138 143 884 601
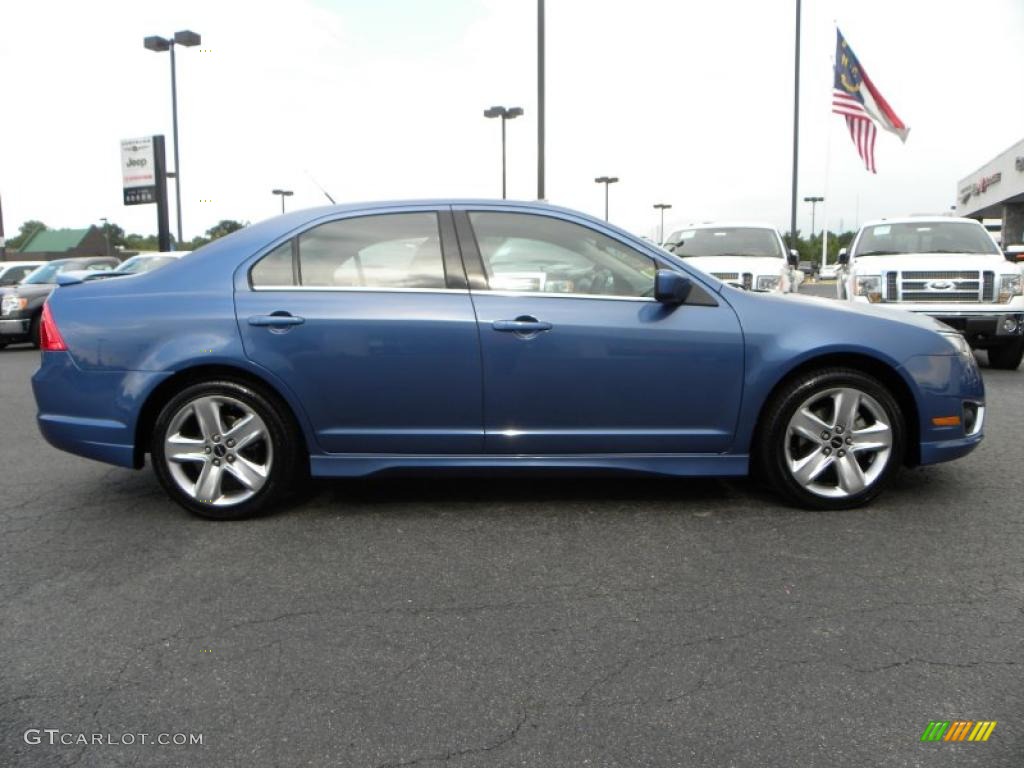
664 222 803 293
837 217 1024 369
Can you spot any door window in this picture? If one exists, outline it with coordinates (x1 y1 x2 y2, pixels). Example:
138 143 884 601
469 212 655 297
250 213 447 290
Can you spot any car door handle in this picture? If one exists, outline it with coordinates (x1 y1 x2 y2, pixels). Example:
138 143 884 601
492 318 553 333
247 313 305 327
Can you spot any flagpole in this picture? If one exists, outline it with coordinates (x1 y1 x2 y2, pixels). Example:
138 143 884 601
789 0 802 254
821 48 835 269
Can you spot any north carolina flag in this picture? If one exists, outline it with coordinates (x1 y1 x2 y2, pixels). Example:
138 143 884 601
832 29 909 172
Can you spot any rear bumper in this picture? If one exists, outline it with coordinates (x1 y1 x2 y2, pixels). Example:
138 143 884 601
32 351 170 469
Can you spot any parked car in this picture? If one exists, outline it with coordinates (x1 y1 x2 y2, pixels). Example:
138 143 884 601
665 223 802 293
33 201 983 519
0 256 119 347
59 251 188 283
837 217 1024 369
818 263 840 280
0 261 45 289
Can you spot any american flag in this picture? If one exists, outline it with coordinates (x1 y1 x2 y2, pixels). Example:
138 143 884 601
832 29 908 173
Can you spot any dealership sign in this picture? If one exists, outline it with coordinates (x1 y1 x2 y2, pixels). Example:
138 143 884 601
958 172 1002 205
121 136 157 205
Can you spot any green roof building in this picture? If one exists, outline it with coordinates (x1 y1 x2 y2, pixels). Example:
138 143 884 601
17 226 108 261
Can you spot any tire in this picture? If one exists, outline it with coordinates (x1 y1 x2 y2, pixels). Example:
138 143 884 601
757 368 905 510
29 314 41 349
987 339 1024 370
151 380 304 520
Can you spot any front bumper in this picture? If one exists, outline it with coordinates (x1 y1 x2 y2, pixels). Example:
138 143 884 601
0 317 31 339
902 353 985 467
911 311 1024 347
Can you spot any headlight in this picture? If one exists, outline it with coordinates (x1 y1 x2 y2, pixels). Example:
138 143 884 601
1 295 26 316
998 274 1022 303
854 275 882 303
756 275 781 291
940 331 973 356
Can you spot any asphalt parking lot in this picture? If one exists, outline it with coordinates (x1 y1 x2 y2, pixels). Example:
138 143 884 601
2 289 1023 767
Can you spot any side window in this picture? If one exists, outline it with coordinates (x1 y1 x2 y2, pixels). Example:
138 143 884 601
468 212 655 297
251 241 296 287
298 212 445 289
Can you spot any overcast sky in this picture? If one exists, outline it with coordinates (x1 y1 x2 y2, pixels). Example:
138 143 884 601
3 0 1023 243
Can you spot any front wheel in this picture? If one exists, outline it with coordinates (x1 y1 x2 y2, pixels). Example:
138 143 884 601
987 339 1024 370
758 368 905 510
151 380 303 520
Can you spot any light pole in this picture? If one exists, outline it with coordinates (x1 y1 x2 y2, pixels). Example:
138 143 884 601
272 189 294 214
483 106 523 199
144 30 201 248
99 217 111 257
803 195 824 240
594 176 619 221
537 0 545 200
653 203 672 244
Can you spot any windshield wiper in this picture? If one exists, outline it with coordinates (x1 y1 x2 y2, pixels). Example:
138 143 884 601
855 250 899 257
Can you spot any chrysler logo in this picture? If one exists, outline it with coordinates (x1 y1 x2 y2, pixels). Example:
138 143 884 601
927 280 955 291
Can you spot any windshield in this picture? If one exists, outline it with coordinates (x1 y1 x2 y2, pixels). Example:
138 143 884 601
22 261 71 285
115 255 176 274
668 227 784 259
852 221 1000 257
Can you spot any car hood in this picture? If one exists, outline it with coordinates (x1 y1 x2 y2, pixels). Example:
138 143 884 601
851 252 1015 274
7 282 56 300
681 256 789 278
768 290 952 333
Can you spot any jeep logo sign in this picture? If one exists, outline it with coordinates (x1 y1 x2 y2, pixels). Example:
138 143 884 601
121 136 157 206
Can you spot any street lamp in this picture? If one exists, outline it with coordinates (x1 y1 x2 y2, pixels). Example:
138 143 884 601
653 203 672 244
272 189 294 214
144 29 201 248
483 106 524 199
594 176 619 221
803 195 824 240
99 217 111 257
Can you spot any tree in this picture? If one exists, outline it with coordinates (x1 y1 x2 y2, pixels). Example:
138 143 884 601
6 220 47 251
205 220 246 241
99 221 126 249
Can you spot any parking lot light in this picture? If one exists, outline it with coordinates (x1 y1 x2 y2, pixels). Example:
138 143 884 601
272 189 294 214
144 29 201 248
653 203 672 244
594 177 619 221
483 106 524 199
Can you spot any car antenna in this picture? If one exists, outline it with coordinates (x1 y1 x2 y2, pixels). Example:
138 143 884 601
304 170 337 204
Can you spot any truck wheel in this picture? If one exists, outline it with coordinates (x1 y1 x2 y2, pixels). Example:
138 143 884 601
988 339 1024 370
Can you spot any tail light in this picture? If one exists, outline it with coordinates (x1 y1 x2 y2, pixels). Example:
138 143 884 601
39 302 68 351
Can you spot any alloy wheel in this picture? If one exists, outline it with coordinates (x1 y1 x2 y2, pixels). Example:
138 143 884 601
784 387 893 499
163 395 273 507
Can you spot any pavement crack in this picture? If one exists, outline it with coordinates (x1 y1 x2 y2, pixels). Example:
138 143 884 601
374 711 528 768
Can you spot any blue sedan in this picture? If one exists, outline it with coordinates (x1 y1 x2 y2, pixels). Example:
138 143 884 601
32 201 984 519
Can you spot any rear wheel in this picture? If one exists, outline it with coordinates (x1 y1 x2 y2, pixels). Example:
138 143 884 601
987 339 1024 370
758 368 905 510
151 380 303 520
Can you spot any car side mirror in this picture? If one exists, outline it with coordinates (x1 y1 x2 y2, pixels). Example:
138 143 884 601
1004 245 1024 262
654 269 692 305
787 249 799 267
837 248 849 265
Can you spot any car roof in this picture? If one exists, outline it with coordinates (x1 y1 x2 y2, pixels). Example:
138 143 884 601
0 260 45 267
668 222 781 232
860 216 983 227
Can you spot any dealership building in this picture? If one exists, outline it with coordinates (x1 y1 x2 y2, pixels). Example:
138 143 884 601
956 137 1024 246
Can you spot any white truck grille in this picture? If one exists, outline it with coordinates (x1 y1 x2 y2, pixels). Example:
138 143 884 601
884 270 995 303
